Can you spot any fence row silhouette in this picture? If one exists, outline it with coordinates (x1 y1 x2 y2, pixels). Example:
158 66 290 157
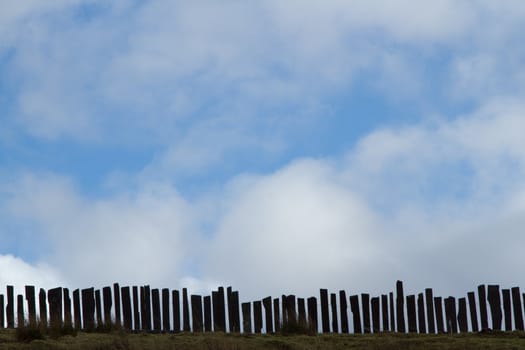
0 281 522 334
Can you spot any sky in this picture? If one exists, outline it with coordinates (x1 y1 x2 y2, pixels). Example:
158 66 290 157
1 0 525 302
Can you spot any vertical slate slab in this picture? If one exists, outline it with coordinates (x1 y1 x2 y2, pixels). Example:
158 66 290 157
512 287 524 331
145 286 152 331
204 296 212 332
152 289 161 332
182 288 190 332
444 297 457 334
320 289 330 333
487 285 502 330
191 295 203 333
73 289 81 329
286 295 296 325
274 298 281 332
172 290 180 333
95 290 103 327
17 295 24 328
396 281 405 333
63 288 72 328
417 293 426 334
307 297 318 334
297 297 306 329
241 302 251 333
231 291 241 333
0 295 4 328
478 285 489 330
121 287 132 331
133 287 140 331
502 289 512 332
113 283 121 327
25 286 37 326
389 292 395 332
434 297 444 334
467 292 479 332
381 294 389 332
39 288 48 327
162 288 170 332
406 295 417 333
458 297 468 333
140 286 147 331
227 287 233 333
362 293 371 333
102 287 112 325
48 287 63 329
350 295 362 334
371 297 380 333
330 293 339 333
281 295 288 326
425 288 435 334
254 301 263 334
263 297 274 333
6 285 14 328
217 287 226 332
340 291 349 333
82 288 95 331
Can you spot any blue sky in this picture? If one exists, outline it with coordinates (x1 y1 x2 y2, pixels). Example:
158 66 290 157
2 1 525 300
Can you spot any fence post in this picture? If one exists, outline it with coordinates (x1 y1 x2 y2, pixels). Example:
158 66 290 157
241 302 251 333
396 281 405 333
172 290 180 333
17 295 24 328
152 289 161 331
350 295 362 334
217 287 226 332
204 296 212 332
487 285 502 330
389 292 395 332
307 297 318 334
162 288 170 332
48 287 63 329
478 285 488 330
102 287 112 326
340 291 349 333
133 287 140 331
381 294 388 332
444 297 457 334
467 292 478 332
406 295 417 333
191 295 203 333
417 293 426 333
263 296 273 333
512 287 524 331
73 289 81 329
457 297 468 332
82 288 95 331
371 296 380 333
95 290 102 327
434 297 444 333
502 289 511 331
6 286 14 328
425 288 435 334
121 286 132 330
64 288 72 328
253 301 263 333
330 293 339 333
25 286 36 326
286 295 296 326
113 283 121 327
182 288 190 332
231 291 240 333
362 293 371 333
273 298 281 332
320 289 329 333
297 298 306 329
0 295 4 328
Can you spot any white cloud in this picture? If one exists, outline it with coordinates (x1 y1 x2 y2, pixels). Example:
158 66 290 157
0 254 64 292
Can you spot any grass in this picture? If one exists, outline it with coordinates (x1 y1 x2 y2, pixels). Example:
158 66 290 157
2 328 525 349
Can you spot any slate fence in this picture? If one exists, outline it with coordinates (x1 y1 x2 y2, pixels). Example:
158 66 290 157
0 281 523 334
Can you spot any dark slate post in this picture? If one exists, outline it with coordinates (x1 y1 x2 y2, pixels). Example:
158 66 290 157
152 289 161 332
320 289 330 333
254 301 263 333
502 289 512 332
6 285 14 328
73 289 81 329
39 288 48 327
217 287 226 332
273 298 281 332
0 295 4 328
406 295 417 333
144 286 152 331
121 286 132 331
478 285 489 330
48 287 63 329
467 291 479 332
331 293 339 333
281 295 288 326
113 283 121 327
444 297 457 334
396 281 405 333
25 286 37 326
85 291 95 329
263 297 274 333
231 291 241 333
350 295 362 334
362 293 371 333
140 286 147 331
307 297 318 334
371 297 380 333
227 287 233 333
17 295 24 328
182 288 190 332
425 288 435 334
417 293 426 334
487 285 502 330
512 287 524 331
381 294 389 332
95 290 103 327
297 297 306 329
286 295 296 326
204 296 212 332
191 295 203 333
102 287 112 326
340 291 349 333
172 290 180 333
434 297 444 334
389 292 395 332
162 288 170 332
63 288 72 328
241 302 251 333
133 287 140 331
457 297 468 333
